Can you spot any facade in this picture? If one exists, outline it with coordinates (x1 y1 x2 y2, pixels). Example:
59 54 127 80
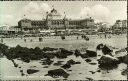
18 8 96 34
0 25 21 35
112 20 127 34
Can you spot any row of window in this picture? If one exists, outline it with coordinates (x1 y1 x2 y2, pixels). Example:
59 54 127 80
69 21 81 25
31 22 45 26
51 21 64 25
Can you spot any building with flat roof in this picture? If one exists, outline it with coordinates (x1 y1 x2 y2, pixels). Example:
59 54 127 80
18 8 96 34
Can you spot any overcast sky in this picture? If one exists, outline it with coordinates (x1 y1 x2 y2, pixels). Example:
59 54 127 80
0 1 127 26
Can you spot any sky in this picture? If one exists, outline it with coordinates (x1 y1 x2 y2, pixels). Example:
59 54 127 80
0 1 127 26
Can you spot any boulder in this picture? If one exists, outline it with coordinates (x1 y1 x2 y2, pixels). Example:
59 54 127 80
89 62 97 65
75 62 81 64
27 69 39 74
43 66 49 68
117 55 128 64
61 63 71 69
55 48 73 59
67 59 76 65
98 55 119 65
121 68 128 76
46 69 69 78
96 44 104 50
53 61 62 66
102 45 113 55
85 59 92 62
43 47 58 51
81 50 97 58
41 59 53 65
98 55 119 70
74 49 81 57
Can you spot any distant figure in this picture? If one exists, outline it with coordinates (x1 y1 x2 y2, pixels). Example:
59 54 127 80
81 35 84 39
61 36 65 40
1 38 3 43
77 36 79 40
105 34 107 39
82 35 89 41
21 36 23 39
24 39 26 42
30 39 33 42
39 37 43 42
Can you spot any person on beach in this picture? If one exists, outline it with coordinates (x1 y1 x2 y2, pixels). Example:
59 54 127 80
24 39 26 42
39 37 42 42
30 39 33 42
1 38 3 43
77 36 79 39
61 35 65 40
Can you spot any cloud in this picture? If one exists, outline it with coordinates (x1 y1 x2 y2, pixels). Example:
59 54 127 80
22 2 52 20
91 5 111 22
79 6 92 18
78 4 111 24
0 14 14 26
40 3 52 13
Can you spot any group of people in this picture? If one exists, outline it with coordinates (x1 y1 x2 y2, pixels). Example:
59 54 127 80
24 37 43 42
60 35 89 41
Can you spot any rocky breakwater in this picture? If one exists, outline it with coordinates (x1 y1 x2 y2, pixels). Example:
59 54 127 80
97 44 127 71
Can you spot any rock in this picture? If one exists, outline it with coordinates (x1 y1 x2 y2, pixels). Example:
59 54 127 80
117 55 128 64
86 50 97 57
0 43 8 55
121 69 128 76
98 55 119 70
125 47 128 52
43 66 49 68
74 49 81 57
27 69 39 74
75 62 81 64
68 70 72 71
67 59 76 65
53 62 62 66
20 70 25 76
96 44 104 50
18 67 21 68
55 48 73 59
46 69 69 78
86 77 93 80
43 52 55 59
89 63 97 65
102 45 113 55
81 54 88 58
61 63 71 69
43 47 58 51
41 59 53 65
81 50 97 58
11 59 18 67
98 55 119 64
97 69 101 72
60 48 73 55
89 71 95 74
85 59 92 62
